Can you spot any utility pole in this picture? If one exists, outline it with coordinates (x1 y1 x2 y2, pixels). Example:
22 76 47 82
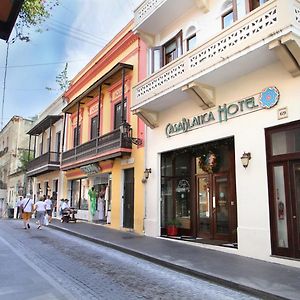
1 42 9 131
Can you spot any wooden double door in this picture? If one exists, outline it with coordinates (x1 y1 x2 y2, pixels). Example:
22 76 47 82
196 172 236 242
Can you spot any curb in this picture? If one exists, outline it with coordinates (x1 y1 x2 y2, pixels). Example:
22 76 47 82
49 224 288 300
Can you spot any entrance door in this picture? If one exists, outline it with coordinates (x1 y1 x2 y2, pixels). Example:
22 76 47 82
269 161 300 258
123 168 134 229
197 172 232 241
266 120 300 259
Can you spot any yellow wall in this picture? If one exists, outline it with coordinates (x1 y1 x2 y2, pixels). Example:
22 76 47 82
63 29 145 234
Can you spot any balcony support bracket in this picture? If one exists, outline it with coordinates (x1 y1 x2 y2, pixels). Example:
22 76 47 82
135 30 155 47
269 34 300 77
133 109 158 129
182 82 215 110
194 0 210 13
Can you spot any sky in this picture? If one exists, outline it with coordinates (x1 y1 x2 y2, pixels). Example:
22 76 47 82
0 0 143 128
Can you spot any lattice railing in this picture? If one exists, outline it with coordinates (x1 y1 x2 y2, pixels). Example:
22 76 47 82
133 2 284 106
134 0 164 25
189 7 277 69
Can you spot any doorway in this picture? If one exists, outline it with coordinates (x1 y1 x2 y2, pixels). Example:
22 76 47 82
123 168 134 229
266 120 300 258
161 137 237 243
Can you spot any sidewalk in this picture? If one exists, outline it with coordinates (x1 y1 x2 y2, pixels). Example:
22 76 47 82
48 219 300 300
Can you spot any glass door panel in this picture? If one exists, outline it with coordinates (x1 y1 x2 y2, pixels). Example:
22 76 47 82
198 176 210 233
175 178 191 229
293 162 300 252
215 176 229 235
273 165 289 248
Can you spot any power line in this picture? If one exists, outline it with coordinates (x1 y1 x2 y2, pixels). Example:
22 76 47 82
47 25 105 48
0 59 88 69
49 18 109 44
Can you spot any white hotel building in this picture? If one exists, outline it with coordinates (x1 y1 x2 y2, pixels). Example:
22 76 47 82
131 0 300 267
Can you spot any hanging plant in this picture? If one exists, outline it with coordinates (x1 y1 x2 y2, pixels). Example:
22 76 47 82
198 151 218 174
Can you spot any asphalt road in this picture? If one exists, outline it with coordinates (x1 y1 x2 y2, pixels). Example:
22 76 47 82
0 219 259 300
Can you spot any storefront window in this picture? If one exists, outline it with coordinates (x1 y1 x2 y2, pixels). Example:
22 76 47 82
161 152 191 231
70 178 88 210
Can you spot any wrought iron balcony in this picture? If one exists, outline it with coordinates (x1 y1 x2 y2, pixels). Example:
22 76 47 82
132 0 300 127
27 151 60 177
61 128 132 170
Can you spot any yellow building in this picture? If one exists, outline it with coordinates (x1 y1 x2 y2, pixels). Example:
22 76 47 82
61 21 147 233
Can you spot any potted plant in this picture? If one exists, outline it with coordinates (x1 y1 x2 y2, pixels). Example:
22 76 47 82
166 219 181 236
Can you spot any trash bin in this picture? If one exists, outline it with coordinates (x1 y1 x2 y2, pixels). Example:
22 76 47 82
8 208 14 218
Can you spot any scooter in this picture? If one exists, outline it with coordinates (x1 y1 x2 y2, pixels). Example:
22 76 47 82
61 208 77 223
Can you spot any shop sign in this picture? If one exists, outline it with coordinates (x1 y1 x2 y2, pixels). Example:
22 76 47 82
176 179 190 193
80 164 100 175
166 87 280 137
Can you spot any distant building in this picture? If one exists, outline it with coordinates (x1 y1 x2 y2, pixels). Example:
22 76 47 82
0 116 33 216
26 95 65 213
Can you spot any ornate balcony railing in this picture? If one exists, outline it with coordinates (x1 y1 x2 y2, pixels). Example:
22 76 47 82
132 0 300 109
62 128 132 167
134 0 165 26
27 151 60 176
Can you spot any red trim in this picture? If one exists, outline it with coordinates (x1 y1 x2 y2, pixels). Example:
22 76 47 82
100 161 114 170
65 30 138 101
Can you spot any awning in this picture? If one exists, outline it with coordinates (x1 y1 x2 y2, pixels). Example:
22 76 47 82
0 0 24 41
27 115 62 135
62 62 133 114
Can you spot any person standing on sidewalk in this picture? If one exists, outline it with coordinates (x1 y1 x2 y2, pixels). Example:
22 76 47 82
44 196 53 223
15 196 23 219
21 194 34 229
34 197 47 230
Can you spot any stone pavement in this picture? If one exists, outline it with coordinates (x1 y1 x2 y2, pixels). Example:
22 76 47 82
48 219 300 300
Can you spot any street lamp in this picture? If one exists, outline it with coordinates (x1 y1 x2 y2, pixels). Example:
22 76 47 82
120 122 143 146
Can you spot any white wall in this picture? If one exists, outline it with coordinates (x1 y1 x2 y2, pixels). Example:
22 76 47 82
144 61 300 267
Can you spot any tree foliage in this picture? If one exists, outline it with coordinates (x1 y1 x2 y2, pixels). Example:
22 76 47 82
18 149 34 172
13 0 59 42
56 63 71 91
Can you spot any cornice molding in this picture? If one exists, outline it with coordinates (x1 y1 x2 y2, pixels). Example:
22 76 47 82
65 31 139 101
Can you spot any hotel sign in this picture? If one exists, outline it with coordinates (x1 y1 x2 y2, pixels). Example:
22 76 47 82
166 87 280 137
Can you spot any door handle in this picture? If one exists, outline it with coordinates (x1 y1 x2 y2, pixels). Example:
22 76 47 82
213 196 216 208
293 216 296 219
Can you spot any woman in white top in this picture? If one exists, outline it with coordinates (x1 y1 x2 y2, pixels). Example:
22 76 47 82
34 197 46 229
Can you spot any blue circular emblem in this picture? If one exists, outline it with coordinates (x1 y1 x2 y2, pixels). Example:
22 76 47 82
259 87 280 109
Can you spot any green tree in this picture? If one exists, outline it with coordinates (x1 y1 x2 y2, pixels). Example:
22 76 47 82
56 63 71 91
13 0 59 42
18 149 34 172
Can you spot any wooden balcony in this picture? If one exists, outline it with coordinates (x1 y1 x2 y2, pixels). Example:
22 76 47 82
61 128 132 171
27 151 60 177
132 0 300 128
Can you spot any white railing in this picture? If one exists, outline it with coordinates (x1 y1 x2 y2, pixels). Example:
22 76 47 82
134 0 165 25
133 0 298 108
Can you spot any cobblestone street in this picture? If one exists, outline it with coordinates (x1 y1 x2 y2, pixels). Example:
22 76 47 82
0 219 259 300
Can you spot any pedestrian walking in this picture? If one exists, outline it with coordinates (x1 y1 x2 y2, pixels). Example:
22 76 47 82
16 196 23 219
34 196 46 230
21 193 34 229
44 196 53 223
